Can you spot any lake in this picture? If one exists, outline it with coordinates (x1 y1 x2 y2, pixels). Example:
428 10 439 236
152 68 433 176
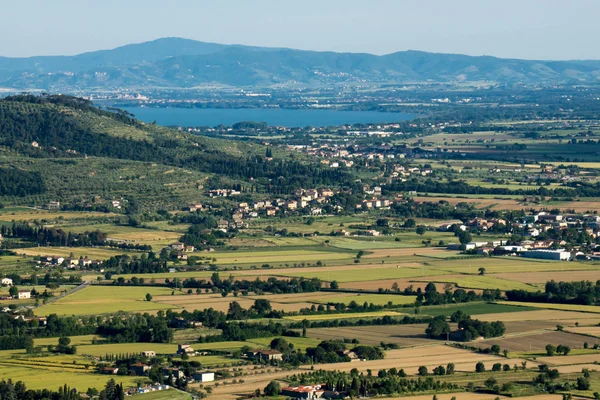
121 107 416 128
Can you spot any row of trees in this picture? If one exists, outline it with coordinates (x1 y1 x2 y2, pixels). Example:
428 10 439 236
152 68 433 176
283 369 459 398
506 279 600 306
425 313 505 341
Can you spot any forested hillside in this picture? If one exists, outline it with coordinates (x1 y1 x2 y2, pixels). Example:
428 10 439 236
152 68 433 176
0 94 352 205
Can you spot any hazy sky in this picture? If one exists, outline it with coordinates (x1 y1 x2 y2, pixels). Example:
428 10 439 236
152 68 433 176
1 0 597 60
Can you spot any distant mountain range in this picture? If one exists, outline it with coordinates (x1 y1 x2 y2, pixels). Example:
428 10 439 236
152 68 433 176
1 37 600 90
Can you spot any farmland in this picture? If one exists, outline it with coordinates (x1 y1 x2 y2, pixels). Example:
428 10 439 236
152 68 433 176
35 286 185 316
1 92 600 399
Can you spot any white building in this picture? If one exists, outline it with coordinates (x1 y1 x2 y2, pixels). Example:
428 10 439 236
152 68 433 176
18 291 31 300
192 372 215 383
1 278 13 286
523 249 570 261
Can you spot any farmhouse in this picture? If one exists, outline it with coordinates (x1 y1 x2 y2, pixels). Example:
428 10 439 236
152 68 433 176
101 367 119 374
137 384 169 394
170 242 185 251
141 351 156 358
161 367 184 379
281 384 323 399
47 201 61 210
129 362 149 376
192 371 215 382
246 349 283 361
18 291 31 300
1 278 13 286
177 344 194 355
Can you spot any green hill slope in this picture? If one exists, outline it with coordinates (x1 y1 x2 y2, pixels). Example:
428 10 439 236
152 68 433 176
0 94 350 210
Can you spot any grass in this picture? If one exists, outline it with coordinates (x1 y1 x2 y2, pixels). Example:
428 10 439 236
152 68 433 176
498 301 600 314
420 302 536 317
134 390 192 400
189 354 236 366
0 208 116 222
314 294 416 306
34 334 105 347
515 348 600 358
207 248 355 265
59 223 181 247
0 364 139 391
279 266 447 283
246 336 321 351
193 341 248 351
35 286 184 316
283 311 403 321
15 246 133 260
77 342 178 357
415 276 538 291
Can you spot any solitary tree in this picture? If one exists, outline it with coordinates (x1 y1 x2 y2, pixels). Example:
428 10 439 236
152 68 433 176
264 381 281 396
145 293 153 302
478 267 486 276
476 362 486 372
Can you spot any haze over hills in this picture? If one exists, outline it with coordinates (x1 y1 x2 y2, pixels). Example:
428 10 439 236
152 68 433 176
1 37 600 90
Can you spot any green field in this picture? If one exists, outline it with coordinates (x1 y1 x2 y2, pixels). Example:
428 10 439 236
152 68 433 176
416 275 539 292
246 336 321 351
280 266 448 283
0 365 139 391
35 286 184 316
133 390 192 400
420 302 536 317
283 311 404 321
16 246 134 261
208 248 355 266
34 334 105 347
76 342 178 357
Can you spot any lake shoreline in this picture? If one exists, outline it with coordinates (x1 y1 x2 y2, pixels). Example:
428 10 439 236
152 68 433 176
119 106 416 128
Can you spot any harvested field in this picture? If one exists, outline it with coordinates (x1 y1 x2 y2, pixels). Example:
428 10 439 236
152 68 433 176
567 326 600 337
313 293 416 306
476 331 591 353
476 310 600 324
555 363 600 374
306 324 439 347
536 353 600 366
340 279 432 291
502 320 562 335
495 269 600 284
413 196 525 210
309 345 534 375
363 247 455 258
154 293 318 313
499 301 600 314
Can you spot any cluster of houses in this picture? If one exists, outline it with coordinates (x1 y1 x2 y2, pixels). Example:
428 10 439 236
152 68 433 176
444 212 600 261
101 345 216 386
0 278 33 300
37 255 98 269
46 198 123 211
191 184 419 230
281 383 347 399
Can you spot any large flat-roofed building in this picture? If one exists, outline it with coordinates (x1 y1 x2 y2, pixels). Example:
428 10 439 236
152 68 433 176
523 249 570 261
